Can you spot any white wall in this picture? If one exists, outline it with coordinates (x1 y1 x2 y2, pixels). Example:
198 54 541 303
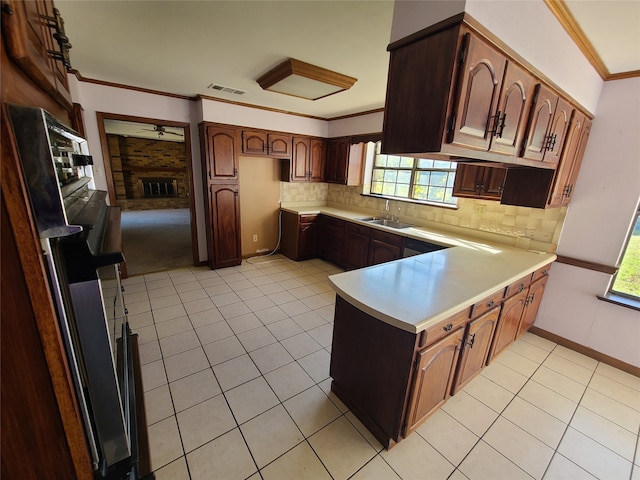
327 111 384 138
536 78 640 367
200 98 328 137
390 0 466 43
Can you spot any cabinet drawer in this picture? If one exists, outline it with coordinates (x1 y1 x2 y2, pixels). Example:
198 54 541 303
532 263 552 282
504 274 532 299
470 290 504 319
419 308 470 348
347 222 371 236
370 229 404 247
321 215 345 228
299 214 317 225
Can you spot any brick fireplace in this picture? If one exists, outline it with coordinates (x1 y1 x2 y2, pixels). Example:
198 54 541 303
107 134 190 210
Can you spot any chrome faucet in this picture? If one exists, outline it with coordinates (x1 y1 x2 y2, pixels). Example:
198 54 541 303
384 200 390 219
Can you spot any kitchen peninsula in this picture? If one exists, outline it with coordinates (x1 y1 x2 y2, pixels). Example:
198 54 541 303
282 205 555 449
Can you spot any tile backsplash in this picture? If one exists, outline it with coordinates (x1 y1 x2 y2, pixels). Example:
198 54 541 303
281 183 566 252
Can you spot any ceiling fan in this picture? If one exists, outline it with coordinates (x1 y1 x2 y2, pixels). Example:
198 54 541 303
139 124 184 138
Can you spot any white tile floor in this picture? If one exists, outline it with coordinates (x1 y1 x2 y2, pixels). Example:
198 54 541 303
125 256 640 480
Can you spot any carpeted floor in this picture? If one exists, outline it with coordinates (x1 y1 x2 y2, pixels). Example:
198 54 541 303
121 208 193 277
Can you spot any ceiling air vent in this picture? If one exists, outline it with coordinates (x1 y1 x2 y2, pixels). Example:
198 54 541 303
207 83 245 95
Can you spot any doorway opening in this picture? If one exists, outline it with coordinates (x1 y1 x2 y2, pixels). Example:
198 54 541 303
97 113 198 277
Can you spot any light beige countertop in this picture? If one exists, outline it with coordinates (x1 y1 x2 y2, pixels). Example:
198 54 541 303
281 203 556 334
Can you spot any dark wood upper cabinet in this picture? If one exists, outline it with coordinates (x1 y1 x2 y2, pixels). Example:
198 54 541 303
489 62 536 156
452 162 506 200
448 33 506 151
200 124 239 182
548 114 592 207
2 0 73 110
382 15 587 180
325 137 350 183
241 130 292 158
281 136 325 182
291 137 310 181
520 84 573 165
309 138 326 182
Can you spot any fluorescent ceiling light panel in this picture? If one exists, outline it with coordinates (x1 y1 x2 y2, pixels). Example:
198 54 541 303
257 58 357 100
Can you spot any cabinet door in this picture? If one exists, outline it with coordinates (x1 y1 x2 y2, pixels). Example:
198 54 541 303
563 117 591 205
543 97 573 165
203 125 239 182
309 138 326 182
449 33 506 151
317 215 346 267
325 138 350 184
452 163 483 197
297 217 317 260
451 307 499 394
345 224 371 270
520 84 558 162
291 137 310 181
452 163 505 200
268 133 292 158
242 130 268 156
2 0 73 109
489 62 535 156
517 275 548 337
548 111 584 207
208 184 242 268
488 289 527 363
405 328 464 434
367 231 403 266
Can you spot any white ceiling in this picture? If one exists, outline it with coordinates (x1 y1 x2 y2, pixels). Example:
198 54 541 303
56 0 639 120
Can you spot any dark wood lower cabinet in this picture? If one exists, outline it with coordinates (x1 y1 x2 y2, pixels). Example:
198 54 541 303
207 184 242 268
280 211 317 261
488 289 527 363
330 261 553 449
345 223 371 270
368 230 404 266
451 307 499 394
517 275 548 336
317 215 346 267
404 328 464 434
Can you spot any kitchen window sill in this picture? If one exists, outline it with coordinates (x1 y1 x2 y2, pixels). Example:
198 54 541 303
361 193 459 210
597 293 640 312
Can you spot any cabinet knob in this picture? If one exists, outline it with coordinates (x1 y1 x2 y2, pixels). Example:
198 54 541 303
443 323 453 332
519 284 525 293
487 300 495 308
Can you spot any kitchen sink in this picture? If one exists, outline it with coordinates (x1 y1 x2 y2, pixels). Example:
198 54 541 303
356 217 413 229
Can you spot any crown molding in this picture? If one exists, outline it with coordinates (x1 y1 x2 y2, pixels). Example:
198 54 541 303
544 0 639 81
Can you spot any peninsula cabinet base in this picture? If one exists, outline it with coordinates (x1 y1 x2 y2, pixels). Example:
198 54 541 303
329 296 417 449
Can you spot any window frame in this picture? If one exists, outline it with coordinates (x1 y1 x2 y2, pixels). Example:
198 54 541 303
599 203 640 311
368 142 458 208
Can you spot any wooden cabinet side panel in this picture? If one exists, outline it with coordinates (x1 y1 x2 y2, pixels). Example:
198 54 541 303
330 296 417 447
279 210 299 260
382 26 460 154
405 328 464 434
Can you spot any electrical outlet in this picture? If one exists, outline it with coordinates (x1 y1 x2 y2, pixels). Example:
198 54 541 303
252 234 258 242
473 204 487 214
